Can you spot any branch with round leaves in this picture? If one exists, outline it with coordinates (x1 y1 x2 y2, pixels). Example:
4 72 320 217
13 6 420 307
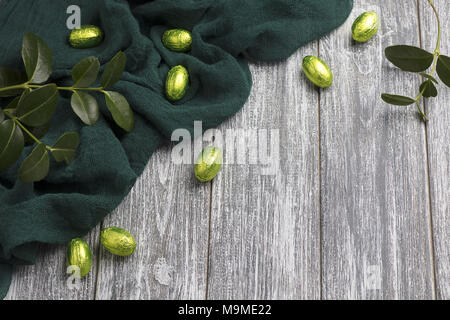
381 0 449 121
0 32 134 183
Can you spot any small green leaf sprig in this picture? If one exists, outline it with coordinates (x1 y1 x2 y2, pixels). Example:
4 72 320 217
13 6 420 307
0 33 134 183
381 0 449 121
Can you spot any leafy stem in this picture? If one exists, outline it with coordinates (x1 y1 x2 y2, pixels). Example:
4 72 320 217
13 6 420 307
3 109 47 147
0 82 110 99
0 83 26 93
381 0 449 122
416 0 441 120
0 82 107 93
0 33 132 183
0 82 106 93
414 85 429 121
427 0 440 54
0 83 104 93
416 102 429 121
28 84 105 92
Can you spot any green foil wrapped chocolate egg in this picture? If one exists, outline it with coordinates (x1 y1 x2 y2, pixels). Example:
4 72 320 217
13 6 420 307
100 227 136 256
162 29 193 52
69 25 104 49
352 11 380 43
67 238 92 278
165 65 189 102
302 56 333 88
194 146 223 182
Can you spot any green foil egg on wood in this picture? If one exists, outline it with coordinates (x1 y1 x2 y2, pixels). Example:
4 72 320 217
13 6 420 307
302 56 333 88
194 146 223 182
165 65 189 102
100 227 136 256
352 11 380 43
162 29 193 52
67 238 92 278
69 25 104 48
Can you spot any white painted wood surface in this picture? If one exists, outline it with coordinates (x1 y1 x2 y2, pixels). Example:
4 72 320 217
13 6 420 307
5 0 449 300
419 0 450 300
207 43 321 299
96 145 211 299
320 0 434 299
5 228 100 300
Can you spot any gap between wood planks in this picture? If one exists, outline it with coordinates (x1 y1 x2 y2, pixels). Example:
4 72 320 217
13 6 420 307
317 38 324 300
416 0 438 300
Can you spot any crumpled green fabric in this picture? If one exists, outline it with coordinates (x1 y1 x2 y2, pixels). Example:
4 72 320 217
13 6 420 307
0 0 353 299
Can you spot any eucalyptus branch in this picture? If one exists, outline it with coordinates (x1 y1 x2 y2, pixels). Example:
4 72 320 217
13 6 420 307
381 0 449 122
0 82 107 93
3 110 47 147
0 32 133 183
427 0 441 54
0 83 26 93
27 84 105 92
416 102 429 121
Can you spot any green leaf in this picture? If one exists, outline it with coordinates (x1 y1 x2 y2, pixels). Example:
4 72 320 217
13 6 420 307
101 51 126 88
3 109 16 116
18 143 50 183
3 95 23 116
72 56 100 88
21 32 52 84
419 80 438 98
436 55 450 87
0 120 24 171
16 84 59 127
0 67 26 88
24 124 50 145
51 132 80 164
6 96 22 109
70 91 99 125
104 91 134 132
381 94 416 106
0 109 4 123
17 88 32 106
385 45 434 72
0 67 26 97
419 72 438 83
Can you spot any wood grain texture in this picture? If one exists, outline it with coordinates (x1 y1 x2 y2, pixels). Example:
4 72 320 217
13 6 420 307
95 145 211 299
418 0 450 300
319 0 435 299
5 0 449 300
5 227 100 300
206 44 321 299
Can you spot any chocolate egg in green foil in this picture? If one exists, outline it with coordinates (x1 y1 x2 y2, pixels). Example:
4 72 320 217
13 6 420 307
194 146 223 182
100 227 136 256
165 65 189 102
302 56 333 88
352 11 379 43
162 29 192 52
69 25 104 48
67 238 92 278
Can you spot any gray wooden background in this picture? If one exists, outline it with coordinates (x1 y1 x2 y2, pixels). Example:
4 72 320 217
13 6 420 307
5 0 449 300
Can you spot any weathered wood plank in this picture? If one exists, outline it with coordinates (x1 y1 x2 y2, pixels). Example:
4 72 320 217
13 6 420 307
320 0 435 299
207 44 321 299
95 145 211 299
5 227 100 300
5 0 448 300
418 0 450 300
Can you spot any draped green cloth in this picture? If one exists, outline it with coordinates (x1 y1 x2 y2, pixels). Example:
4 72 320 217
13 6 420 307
0 0 352 299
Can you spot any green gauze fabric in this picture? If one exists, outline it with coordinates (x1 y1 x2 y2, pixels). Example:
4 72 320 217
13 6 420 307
0 0 353 298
